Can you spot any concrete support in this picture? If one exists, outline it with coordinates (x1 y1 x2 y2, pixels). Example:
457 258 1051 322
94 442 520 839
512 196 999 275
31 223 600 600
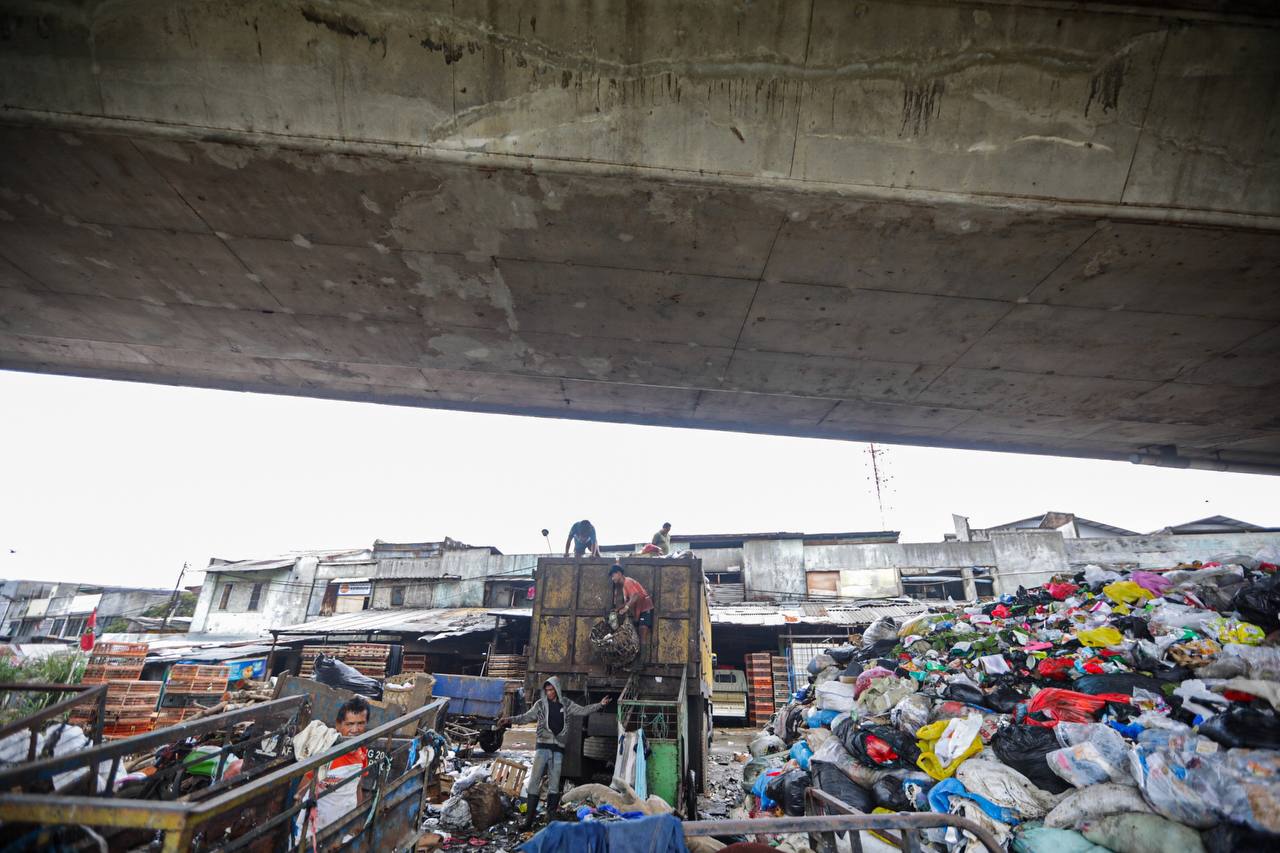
988 531 1071 596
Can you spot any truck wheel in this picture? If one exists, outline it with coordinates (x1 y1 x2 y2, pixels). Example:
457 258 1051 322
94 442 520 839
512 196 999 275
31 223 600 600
478 729 505 754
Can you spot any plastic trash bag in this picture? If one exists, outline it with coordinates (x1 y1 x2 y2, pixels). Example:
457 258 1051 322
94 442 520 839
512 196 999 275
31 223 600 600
1208 747 1280 835
1129 745 1220 828
1044 783 1154 830
833 717 920 771
1080 813 1207 853
1072 673 1165 696
741 752 790 793
891 693 933 736
815 680 856 712
1077 626 1124 648
1046 723 1135 787
860 617 899 648
312 654 383 699
765 769 811 816
1130 571 1172 597
954 757 1060 820
1021 687 1126 725
1102 581 1155 605
1197 705 1280 750
789 741 813 770
1201 822 1280 853
853 666 894 698
1083 564 1123 584
927 777 1021 825
872 773 913 811
826 645 858 665
944 682 990 708
806 709 839 729
809 759 873 812
857 674 918 715
1231 572 1280 631
1012 826 1111 853
991 724 1073 794
753 769 784 811
750 734 787 758
915 716 983 780
807 653 835 675
1199 643 1280 681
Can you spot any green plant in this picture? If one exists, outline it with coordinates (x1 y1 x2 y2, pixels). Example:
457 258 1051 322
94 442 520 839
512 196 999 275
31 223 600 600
0 651 88 725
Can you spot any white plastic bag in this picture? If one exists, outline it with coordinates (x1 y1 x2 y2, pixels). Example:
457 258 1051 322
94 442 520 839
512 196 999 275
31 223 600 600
1048 724 1134 787
955 757 1060 820
815 680 856 712
935 714 983 766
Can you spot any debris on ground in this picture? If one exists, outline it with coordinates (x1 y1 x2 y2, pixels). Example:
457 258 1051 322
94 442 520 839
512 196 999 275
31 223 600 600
724 553 1280 851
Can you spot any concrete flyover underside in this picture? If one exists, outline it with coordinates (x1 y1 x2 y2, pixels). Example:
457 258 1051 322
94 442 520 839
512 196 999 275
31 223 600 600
1 0 1278 470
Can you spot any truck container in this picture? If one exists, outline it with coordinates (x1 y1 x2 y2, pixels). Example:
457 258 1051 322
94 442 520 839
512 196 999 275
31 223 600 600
524 556 711 816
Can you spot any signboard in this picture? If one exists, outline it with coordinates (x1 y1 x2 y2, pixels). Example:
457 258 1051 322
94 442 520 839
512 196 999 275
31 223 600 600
175 657 267 682
337 582 371 596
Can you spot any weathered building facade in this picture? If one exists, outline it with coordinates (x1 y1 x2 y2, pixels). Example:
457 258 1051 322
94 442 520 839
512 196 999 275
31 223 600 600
0 580 173 641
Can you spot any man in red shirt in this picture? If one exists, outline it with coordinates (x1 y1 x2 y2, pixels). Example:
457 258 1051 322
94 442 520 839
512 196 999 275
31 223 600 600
300 697 369 834
609 564 654 670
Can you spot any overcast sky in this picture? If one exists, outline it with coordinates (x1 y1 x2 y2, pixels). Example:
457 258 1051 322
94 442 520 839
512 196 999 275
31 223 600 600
2 370 1278 590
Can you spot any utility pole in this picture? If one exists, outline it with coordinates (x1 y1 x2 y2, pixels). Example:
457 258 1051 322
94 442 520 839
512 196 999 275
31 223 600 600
160 562 188 630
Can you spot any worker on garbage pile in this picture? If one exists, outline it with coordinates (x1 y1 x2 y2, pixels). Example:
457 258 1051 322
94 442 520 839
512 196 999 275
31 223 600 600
498 676 612 830
651 522 672 555
610 563 654 669
295 696 370 836
565 519 600 558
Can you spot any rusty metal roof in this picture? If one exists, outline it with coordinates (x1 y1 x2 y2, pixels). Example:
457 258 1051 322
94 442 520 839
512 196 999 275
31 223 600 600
269 607 508 641
709 599 927 627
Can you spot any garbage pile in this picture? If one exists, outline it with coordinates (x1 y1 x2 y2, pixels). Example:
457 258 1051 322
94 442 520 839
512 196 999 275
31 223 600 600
740 557 1280 853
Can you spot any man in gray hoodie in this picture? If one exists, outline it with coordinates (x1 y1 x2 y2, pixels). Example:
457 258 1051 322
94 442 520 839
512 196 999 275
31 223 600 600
498 676 611 829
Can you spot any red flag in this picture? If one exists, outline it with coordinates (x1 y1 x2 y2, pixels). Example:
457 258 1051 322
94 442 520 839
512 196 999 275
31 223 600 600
80 609 96 652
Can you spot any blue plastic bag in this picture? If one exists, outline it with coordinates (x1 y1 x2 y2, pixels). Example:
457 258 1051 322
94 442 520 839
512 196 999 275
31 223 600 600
807 709 839 729
790 741 813 770
752 769 782 811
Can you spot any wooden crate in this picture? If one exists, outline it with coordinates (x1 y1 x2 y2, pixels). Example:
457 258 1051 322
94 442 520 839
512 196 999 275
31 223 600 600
299 643 392 678
71 680 162 730
82 643 149 684
402 654 427 673
490 757 529 798
486 654 528 680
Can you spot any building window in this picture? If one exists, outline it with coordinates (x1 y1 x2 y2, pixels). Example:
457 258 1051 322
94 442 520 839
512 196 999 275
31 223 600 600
706 571 743 585
51 618 66 637
219 584 234 610
247 583 263 612
390 586 405 607
63 617 86 638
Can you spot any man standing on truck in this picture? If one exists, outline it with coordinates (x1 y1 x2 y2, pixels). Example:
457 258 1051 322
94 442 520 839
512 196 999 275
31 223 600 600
565 519 600 558
610 563 654 669
651 522 673 555
498 677 611 830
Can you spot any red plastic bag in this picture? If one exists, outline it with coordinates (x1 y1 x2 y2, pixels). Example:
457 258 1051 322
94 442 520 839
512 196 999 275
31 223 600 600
864 735 899 764
854 666 895 698
991 604 1011 619
1038 658 1074 681
1046 582 1079 600
1021 687 1130 726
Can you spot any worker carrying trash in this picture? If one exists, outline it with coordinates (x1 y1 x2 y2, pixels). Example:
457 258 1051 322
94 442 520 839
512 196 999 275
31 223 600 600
293 696 370 838
498 676 611 830
565 519 600 558
645 522 672 555
610 563 654 669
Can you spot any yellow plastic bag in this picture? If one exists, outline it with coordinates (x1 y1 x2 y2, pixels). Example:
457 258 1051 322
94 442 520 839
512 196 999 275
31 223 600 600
915 718 983 780
1207 616 1265 646
1077 626 1124 648
1102 581 1154 604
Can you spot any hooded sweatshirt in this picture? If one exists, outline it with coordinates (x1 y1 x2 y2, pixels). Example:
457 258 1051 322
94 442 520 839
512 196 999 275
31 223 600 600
508 676 607 751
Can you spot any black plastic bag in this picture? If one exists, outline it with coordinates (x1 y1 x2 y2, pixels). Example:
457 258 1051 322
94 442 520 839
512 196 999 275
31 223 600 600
1202 822 1280 853
943 682 992 709
833 717 920 771
765 769 811 816
1072 673 1166 696
1198 706 1280 750
872 774 912 811
990 724 1072 794
312 654 383 699
826 645 858 666
984 682 1026 714
1232 574 1280 631
856 639 899 662
1111 616 1153 640
810 761 873 812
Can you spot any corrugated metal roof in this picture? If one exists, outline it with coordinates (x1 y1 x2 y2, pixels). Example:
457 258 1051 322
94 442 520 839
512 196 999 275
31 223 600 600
270 607 501 640
710 599 927 627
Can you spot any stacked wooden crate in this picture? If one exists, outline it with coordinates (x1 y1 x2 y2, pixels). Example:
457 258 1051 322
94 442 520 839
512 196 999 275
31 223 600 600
81 642 148 683
485 654 527 681
74 642 160 738
156 664 230 728
299 643 391 678
745 652 775 726
772 655 791 709
402 654 427 673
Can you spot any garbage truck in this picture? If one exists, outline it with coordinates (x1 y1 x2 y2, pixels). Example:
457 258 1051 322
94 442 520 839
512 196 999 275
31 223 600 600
523 556 712 817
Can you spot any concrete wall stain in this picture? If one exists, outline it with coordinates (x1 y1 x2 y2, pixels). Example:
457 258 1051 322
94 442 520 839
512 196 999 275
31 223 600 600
1086 55 1126 117
299 4 386 54
900 79 945 137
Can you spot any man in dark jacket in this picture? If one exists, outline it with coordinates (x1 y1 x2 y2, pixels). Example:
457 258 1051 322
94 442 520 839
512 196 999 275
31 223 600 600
499 676 611 829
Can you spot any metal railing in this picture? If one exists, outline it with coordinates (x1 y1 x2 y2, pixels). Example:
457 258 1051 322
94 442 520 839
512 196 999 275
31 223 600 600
0 696 448 853
683 784 1002 853
0 682 108 767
